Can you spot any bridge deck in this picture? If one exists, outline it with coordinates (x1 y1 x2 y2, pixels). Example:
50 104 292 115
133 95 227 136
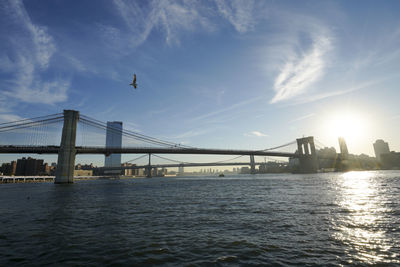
0 145 297 158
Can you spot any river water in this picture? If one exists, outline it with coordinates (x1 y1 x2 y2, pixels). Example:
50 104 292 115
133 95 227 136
1 171 399 266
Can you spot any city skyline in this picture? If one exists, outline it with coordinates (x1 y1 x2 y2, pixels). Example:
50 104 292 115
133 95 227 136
1 0 400 161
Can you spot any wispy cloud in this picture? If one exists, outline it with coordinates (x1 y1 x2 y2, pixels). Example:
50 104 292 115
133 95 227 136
215 0 256 33
0 113 24 123
124 121 142 133
112 0 214 47
289 113 315 123
110 0 258 49
270 25 332 103
190 96 261 122
244 131 268 137
0 0 68 105
173 128 213 139
289 80 378 106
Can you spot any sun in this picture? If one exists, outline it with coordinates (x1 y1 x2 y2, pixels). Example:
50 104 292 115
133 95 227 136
324 110 369 147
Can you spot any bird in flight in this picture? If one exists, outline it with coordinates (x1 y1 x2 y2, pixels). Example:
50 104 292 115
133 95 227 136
130 74 137 89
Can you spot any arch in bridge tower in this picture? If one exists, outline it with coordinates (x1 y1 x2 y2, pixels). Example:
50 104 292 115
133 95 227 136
250 155 256 174
55 110 79 183
296 136 318 173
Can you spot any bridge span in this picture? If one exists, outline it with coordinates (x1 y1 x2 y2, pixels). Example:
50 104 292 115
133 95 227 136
0 145 296 158
0 110 320 183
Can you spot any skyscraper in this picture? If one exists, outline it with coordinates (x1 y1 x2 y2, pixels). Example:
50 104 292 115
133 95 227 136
104 121 122 174
373 139 390 161
338 137 349 159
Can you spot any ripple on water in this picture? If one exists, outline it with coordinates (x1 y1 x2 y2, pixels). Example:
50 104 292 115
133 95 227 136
0 172 400 265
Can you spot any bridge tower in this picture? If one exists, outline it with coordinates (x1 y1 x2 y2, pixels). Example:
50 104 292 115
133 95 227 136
146 153 152 178
296 136 319 173
55 110 79 183
178 164 184 176
250 155 256 174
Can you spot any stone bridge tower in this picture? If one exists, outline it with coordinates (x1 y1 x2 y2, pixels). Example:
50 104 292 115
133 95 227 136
296 136 319 173
55 110 79 183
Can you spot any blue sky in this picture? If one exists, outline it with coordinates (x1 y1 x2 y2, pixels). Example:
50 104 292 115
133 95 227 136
1 0 400 165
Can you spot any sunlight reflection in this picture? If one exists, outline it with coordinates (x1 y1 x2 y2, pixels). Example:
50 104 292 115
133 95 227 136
333 171 397 264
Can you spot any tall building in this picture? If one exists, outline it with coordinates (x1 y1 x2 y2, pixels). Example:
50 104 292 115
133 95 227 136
104 121 123 174
373 139 390 162
338 137 349 159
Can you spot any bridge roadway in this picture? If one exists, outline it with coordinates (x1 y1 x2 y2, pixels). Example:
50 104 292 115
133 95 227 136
0 145 297 158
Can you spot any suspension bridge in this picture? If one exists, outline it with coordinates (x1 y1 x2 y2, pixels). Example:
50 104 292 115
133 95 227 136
0 110 322 183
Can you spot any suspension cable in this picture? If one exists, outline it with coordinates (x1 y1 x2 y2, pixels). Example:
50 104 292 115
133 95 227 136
81 115 191 148
0 113 63 126
80 118 177 147
152 154 247 165
79 116 193 148
258 140 297 152
314 138 328 149
152 154 192 164
123 154 148 164
0 117 64 133
80 115 189 147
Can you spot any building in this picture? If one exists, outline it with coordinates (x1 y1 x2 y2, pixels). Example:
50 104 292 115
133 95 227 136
76 163 94 170
0 161 17 175
240 166 250 174
373 139 390 162
381 152 400 169
15 157 45 176
317 147 337 170
104 121 123 175
259 162 288 173
338 137 349 159
121 163 141 176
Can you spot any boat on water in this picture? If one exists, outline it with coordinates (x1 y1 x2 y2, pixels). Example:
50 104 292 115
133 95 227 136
218 173 225 177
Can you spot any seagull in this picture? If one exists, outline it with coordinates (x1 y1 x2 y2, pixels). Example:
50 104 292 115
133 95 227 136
129 74 137 89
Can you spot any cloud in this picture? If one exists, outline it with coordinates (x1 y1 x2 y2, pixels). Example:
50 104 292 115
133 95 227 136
271 32 332 103
288 80 377 106
173 129 212 139
110 0 258 49
215 0 256 33
289 113 315 123
29 23 56 68
0 113 24 123
0 0 68 105
2 55 68 104
244 131 268 137
112 0 214 46
124 122 142 133
190 96 261 122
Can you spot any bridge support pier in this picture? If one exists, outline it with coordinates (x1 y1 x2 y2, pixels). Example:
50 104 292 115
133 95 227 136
55 110 79 184
296 136 318 173
250 155 256 174
146 153 152 178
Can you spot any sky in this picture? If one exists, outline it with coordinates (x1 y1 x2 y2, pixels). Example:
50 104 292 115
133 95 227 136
1 0 400 166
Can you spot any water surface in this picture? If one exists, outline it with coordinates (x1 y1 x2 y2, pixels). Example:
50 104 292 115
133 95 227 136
1 171 399 265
